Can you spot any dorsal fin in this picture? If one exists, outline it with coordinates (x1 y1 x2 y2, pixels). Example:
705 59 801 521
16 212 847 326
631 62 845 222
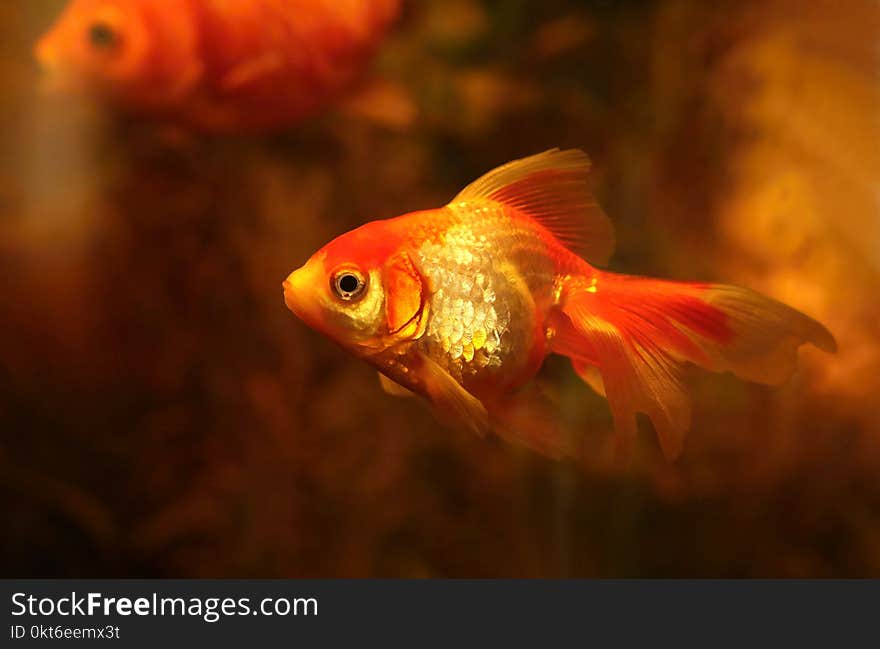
451 149 615 266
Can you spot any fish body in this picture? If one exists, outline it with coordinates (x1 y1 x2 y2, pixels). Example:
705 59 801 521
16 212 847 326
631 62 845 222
283 150 836 459
35 0 401 132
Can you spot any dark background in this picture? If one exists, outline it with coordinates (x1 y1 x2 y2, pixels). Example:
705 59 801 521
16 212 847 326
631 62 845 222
1 0 878 577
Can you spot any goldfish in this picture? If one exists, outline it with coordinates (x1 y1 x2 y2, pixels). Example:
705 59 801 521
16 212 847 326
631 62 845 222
282 150 837 459
34 0 404 133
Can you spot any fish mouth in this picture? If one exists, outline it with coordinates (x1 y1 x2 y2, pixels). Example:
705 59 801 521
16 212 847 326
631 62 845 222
282 257 324 328
282 277 300 315
34 37 76 93
34 35 58 70
282 276 302 317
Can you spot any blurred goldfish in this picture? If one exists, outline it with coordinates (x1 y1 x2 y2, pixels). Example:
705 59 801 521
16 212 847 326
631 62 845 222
34 0 409 133
283 150 836 459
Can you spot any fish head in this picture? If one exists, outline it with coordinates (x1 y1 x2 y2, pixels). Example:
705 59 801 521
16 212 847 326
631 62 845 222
34 0 201 108
283 220 426 355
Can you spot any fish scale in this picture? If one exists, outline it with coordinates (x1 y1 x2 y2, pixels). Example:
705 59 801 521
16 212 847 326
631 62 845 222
413 204 556 386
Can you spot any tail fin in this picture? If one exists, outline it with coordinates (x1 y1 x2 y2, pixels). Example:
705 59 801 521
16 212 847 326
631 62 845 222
550 272 836 459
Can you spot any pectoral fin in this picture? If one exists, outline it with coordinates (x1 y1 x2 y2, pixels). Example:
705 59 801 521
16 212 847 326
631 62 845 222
378 372 415 398
415 353 489 437
221 52 285 92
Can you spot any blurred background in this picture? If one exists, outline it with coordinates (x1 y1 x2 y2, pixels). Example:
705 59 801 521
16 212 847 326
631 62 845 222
1 0 879 577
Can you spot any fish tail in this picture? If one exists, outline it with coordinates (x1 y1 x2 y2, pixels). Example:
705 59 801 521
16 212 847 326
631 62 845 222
550 271 837 459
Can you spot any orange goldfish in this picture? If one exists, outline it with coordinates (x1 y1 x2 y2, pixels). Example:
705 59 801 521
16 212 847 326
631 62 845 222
282 150 837 459
34 0 403 133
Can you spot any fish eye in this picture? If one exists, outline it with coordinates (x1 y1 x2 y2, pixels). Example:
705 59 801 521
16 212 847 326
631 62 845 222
331 269 367 301
87 21 119 50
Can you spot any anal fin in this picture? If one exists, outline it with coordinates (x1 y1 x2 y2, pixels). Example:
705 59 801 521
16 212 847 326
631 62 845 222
487 383 576 460
571 360 606 397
